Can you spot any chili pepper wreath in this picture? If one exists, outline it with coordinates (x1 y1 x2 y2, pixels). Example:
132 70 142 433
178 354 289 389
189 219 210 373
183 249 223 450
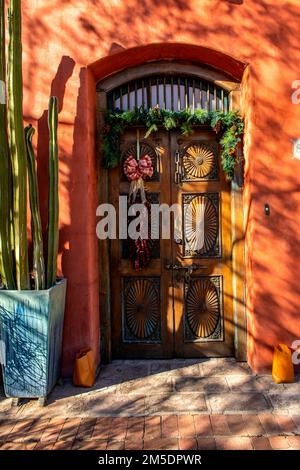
123 130 154 270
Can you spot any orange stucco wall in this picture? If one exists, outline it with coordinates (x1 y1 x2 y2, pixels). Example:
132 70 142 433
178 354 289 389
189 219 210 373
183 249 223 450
16 0 300 374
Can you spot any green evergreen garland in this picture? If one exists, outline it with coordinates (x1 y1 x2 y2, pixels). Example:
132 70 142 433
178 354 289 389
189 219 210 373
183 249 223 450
103 107 244 180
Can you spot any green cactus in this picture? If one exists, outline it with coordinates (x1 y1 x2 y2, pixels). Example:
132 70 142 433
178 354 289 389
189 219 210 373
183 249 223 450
7 0 29 290
25 125 45 290
0 2 61 292
46 96 59 289
0 0 15 289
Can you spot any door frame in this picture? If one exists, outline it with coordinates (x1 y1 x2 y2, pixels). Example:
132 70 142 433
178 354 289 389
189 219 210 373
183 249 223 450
95 61 247 363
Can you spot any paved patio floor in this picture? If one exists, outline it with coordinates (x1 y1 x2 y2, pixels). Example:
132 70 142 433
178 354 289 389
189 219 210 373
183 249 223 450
0 358 300 450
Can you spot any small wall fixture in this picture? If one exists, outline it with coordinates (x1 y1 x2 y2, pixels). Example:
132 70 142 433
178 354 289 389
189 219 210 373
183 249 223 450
292 138 300 160
264 204 270 216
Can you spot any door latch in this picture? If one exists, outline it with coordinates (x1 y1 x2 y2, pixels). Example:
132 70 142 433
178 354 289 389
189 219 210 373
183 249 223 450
165 262 199 272
165 262 202 286
174 150 182 184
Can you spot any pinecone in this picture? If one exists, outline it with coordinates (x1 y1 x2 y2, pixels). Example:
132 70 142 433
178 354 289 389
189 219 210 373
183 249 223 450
213 120 222 134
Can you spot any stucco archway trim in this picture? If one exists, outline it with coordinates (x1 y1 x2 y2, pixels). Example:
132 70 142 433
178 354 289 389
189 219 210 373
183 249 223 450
88 42 247 83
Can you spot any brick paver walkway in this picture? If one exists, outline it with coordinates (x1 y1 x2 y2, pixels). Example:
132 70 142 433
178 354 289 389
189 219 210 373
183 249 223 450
0 359 299 450
1 414 300 450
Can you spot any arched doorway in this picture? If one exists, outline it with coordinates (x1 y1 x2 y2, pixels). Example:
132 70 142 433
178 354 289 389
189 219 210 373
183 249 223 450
91 44 247 363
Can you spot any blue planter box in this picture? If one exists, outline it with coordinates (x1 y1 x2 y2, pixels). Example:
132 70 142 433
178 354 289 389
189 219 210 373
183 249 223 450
0 279 67 399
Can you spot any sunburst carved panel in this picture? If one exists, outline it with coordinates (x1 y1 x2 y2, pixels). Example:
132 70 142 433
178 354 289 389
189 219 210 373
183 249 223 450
123 277 161 343
183 193 220 258
181 142 218 181
184 276 223 342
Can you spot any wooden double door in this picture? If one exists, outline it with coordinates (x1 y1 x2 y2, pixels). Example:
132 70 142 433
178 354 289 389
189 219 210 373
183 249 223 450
109 127 233 358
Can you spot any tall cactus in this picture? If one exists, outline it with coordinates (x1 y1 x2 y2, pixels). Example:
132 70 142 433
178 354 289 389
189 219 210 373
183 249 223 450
0 3 61 291
7 0 29 290
46 96 59 289
25 125 45 290
0 0 15 289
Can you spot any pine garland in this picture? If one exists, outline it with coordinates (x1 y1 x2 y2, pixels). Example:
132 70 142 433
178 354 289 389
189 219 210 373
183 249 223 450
103 107 244 180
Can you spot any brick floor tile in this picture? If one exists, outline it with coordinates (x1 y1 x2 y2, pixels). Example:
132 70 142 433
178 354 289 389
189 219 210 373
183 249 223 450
0 442 27 450
125 438 143 450
76 418 97 440
34 440 55 450
178 415 196 437
126 417 145 440
144 438 179 450
242 415 264 436
107 440 125 450
269 436 290 450
291 415 300 430
275 415 297 434
92 417 112 439
252 437 272 450
7 419 34 442
258 414 280 435
24 419 50 443
197 438 216 450
144 416 161 440
0 421 16 441
215 437 253 450
226 415 247 435
193 415 212 437
286 436 300 449
53 440 73 450
24 441 37 450
73 439 107 450
40 418 65 442
161 416 178 438
109 417 128 441
179 438 198 450
210 415 231 436
59 418 81 441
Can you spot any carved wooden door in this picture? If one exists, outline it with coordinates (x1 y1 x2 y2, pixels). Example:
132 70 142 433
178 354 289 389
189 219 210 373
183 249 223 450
110 127 233 358
110 128 174 358
170 129 234 357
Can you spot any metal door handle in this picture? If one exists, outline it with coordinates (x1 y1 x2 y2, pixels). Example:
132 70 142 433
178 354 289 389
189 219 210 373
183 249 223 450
165 263 174 270
165 263 204 272
174 150 181 184
172 263 198 272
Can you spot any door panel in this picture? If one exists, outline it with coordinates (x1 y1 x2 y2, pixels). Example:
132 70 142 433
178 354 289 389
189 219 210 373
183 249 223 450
110 129 173 358
171 130 234 357
110 127 234 358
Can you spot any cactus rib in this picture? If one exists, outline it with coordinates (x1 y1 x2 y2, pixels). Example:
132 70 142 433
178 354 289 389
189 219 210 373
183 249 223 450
25 125 45 290
0 0 15 289
7 0 29 289
46 96 59 288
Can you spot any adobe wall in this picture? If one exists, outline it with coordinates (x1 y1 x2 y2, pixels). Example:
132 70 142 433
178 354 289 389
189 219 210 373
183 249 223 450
18 0 300 374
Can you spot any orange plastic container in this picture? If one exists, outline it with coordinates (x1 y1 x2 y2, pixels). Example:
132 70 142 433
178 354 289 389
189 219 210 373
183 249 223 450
272 344 294 384
73 348 95 387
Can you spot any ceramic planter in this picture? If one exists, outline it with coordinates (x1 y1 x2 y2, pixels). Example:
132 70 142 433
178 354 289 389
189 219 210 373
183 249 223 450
0 279 66 403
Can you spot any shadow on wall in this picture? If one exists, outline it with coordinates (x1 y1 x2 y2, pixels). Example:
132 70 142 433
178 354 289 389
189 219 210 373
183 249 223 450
37 55 76 235
36 56 77 374
226 0 243 5
60 66 100 374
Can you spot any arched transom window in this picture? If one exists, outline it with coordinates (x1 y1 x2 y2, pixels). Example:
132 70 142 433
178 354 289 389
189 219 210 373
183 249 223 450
107 75 230 113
